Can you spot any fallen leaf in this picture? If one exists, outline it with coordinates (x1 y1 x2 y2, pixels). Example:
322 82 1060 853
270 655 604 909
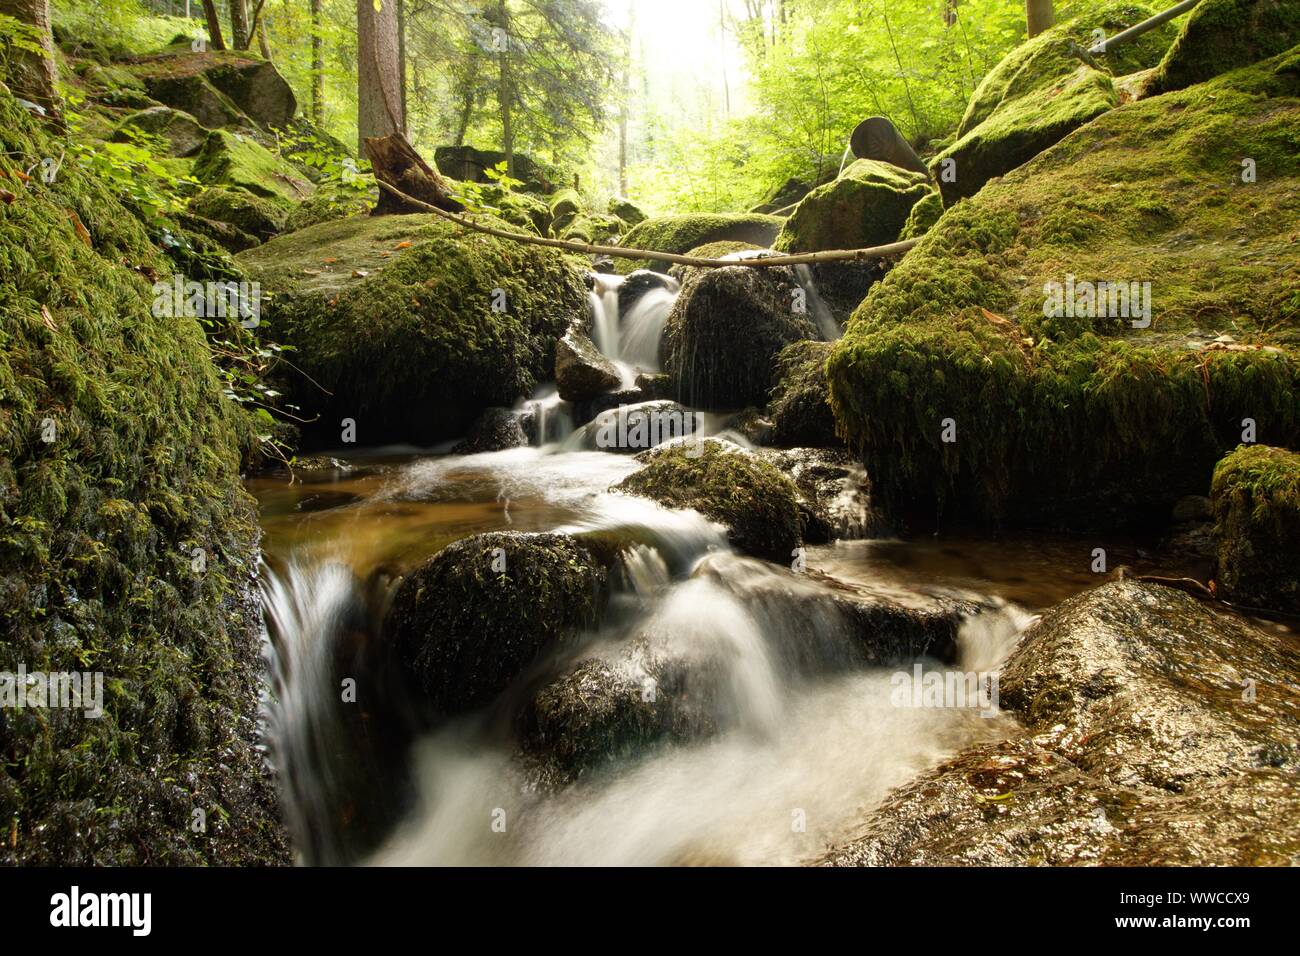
41 306 56 332
394 241 412 250
68 210 92 247
323 257 339 264
302 268 322 276
352 269 369 278
0 188 15 205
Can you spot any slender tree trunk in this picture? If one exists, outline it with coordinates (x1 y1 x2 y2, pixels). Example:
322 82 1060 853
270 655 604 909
357 0 404 154
493 0 514 176
0 0 58 117
1026 0 1054 37
397 0 407 129
310 0 324 126
453 93 474 146
617 18 631 196
257 11 272 59
201 0 226 50
231 0 250 50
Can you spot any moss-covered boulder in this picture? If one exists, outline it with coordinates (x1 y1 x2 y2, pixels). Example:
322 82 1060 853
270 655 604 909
768 340 837 448
827 50 1300 530
123 49 296 130
193 129 313 203
112 105 208 157
1142 0 1300 96
0 84 286 865
663 264 815 409
239 213 588 445
478 183 550 235
931 4 1175 204
608 196 647 226
1211 444 1300 613
433 144 555 194
385 532 606 716
282 190 373 233
615 439 804 561
774 159 932 253
898 189 944 240
615 213 783 274
188 186 288 244
548 187 583 235
754 447 878 542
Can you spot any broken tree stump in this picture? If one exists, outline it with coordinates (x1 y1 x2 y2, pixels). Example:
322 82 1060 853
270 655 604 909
364 133 465 216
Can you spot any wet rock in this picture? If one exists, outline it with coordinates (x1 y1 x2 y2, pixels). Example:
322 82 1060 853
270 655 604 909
386 532 606 716
823 581 1300 865
112 105 208 157
755 447 878 542
555 322 622 402
773 159 932 252
768 340 837 448
1142 0 1300 96
1211 444 1300 614
663 265 815 409
450 407 528 454
718 407 774 446
618 268 679 314
607 196 647 227
615 213 783 274
616 438 803 562
569 400 700 453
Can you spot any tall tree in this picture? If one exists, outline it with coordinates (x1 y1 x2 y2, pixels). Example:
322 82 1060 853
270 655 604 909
201 0 227 50
231 0 250 50
357 0 405 152
310 0 324 126
0 0 58 116
493 0 514 174
1026 0 1054 37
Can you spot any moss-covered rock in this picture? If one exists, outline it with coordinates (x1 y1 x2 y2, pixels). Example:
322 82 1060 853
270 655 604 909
932 4 1175 204
385 532 606 715
774 159 932 253
548 187 583 235
477 183 550 235
1211 444 1300 613
188 186 288 244
827 50 1300 530
282 190 373 233
123 49 296 130
898 189 944 241
753 447 878 541
615 213 783 274
768 340 838 448
1142 0 1300 96
615 439 804 561
433 144 556 194
608 196 647 226
665 240 765 282
112 105 208 157
192 129 313 203
238 213 589 445
0 84 286 865
663 264 815 409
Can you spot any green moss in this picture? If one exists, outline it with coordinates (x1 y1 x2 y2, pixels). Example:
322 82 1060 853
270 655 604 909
1211 444 1300 613
385 531 606 715
282 191 372 233
827 51 1300 529
239 212 589 445
188 186 287 242
608 196 647 226
192 129 312 203
615 439 804 561
899 190 944 241
1144 0 1300 96
774 159 933 253
615 213 783 274
479 183 550 235
769 340 838 447
548 187 583 234
0 83 286 864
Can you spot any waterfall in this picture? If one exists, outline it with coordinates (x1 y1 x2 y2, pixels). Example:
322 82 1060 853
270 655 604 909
587 271 680 377
793 264 840 341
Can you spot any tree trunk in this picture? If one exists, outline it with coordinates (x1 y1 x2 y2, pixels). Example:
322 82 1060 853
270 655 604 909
357 0 404 154
496 0 514 176
310 0 324 126
365 133 463 215
257 10 272 59
1026 0 1054 37
231 0 250 50
617 23 631 196
201 0 227 51
0 0 58 117
397 0 407 128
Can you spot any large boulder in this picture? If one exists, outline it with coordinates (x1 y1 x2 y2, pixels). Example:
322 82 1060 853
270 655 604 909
754 447 878 542
433 144 555 194
931 3 1176 204
548 187 584 235
239 213 588 446
615 213 783 274
555 321 621 402
1142 0 1300 97
111 105 208 157
188 186 288 244
0 87 287 865
774 159 932 253
608 196 647 226
193 130 313 203
825 581 1300 865
615 439 804 562
827 50 1300 531
663 264 815 409
385 532 606 716
1211 444 1300 613
123 49 297 130
768 340 838 448
898 190 943 241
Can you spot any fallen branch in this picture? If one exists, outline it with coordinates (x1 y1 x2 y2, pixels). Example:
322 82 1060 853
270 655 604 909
373 179 921 268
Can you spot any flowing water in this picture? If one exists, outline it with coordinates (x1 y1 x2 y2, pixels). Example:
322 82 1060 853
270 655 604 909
250 271 1173 866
